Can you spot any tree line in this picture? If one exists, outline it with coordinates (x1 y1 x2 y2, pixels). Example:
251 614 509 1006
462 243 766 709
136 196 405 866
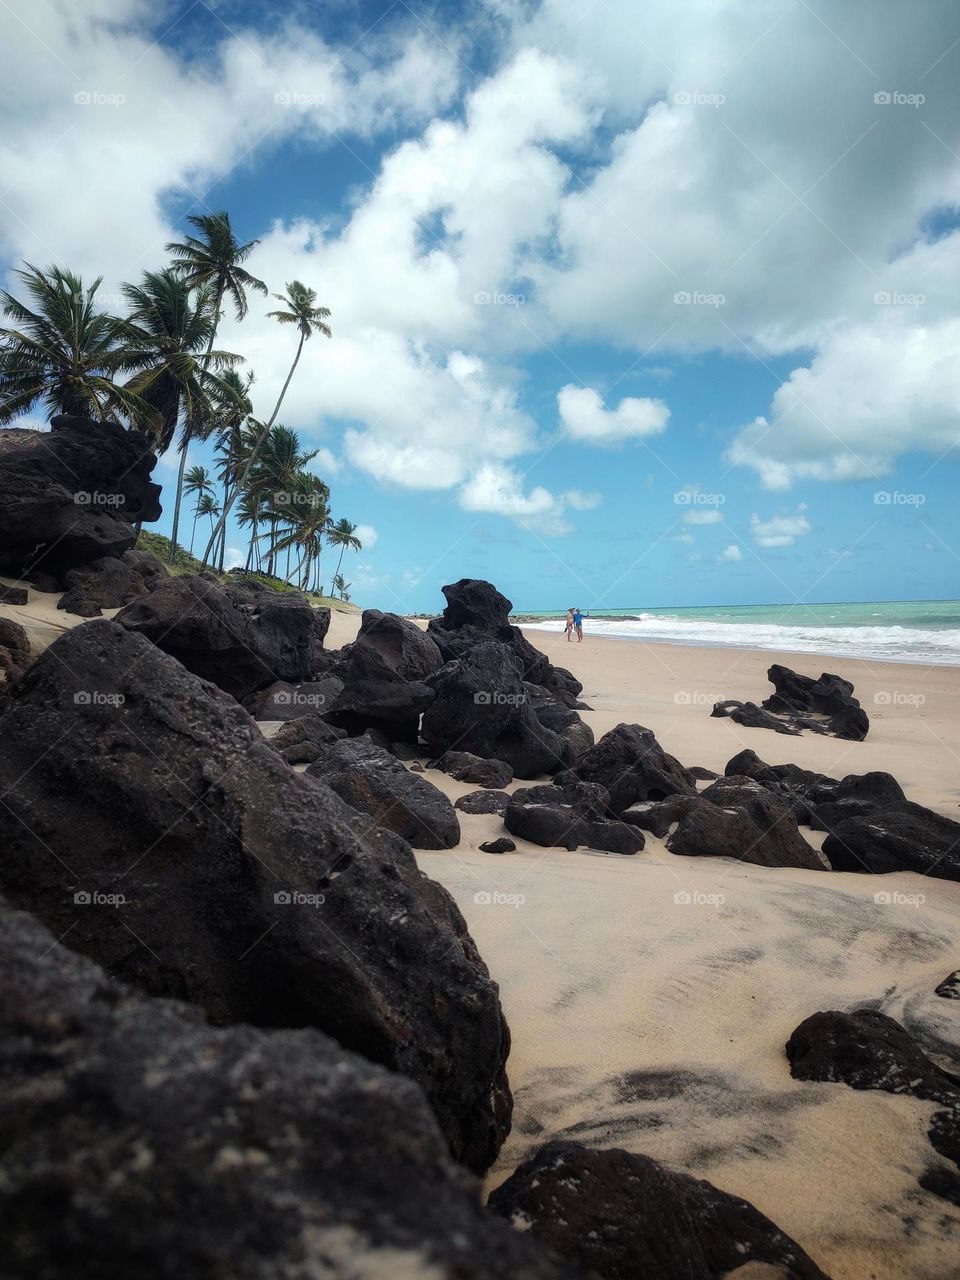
0 212 361 597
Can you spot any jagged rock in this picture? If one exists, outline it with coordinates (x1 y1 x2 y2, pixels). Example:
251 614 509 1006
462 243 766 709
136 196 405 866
555 723 697 813
422 641 565 779
0 620 510 1173
480 838 516 854
57 555 148 616
0 617 30 681
116 574 331 701
307 737 460 850
712 700 801 735
354 608 444 681
690 777 824 869
525 689 596 763
505 783 644 854
713 667 868 741
0 898 574 1280
822 804 960 882
810 771 906 832
690 765 720 780
936 971 960 1000
122 546 168 588
456 790 512 816
0 583 28 604
269 712 348 764
254 676 344 721
326 638 434 742
724 750 840 823
0 416 161 576
436 750 514 789
621 794 703 838
427 578 582 700
488 1140 830 1280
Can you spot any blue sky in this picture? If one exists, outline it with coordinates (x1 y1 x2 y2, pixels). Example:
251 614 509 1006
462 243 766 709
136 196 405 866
2 0 959 611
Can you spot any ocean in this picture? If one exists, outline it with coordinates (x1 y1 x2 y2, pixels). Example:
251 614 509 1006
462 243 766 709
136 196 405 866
520 600 960 666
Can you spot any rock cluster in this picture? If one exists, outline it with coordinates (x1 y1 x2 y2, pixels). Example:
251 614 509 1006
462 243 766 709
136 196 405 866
713 664 869 740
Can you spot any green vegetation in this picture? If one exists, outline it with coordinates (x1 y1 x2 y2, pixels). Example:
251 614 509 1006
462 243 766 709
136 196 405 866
0 212 364 594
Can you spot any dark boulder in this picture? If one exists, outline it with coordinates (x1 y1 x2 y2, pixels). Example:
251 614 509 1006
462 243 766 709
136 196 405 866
0 616 30 682
714 667 868 741
0 416 161 576
456 790 513 816
427 578 582 699
555 722 697 813
621 794 703 839
724 750 840 823
436 750 514 789
505 783 645 854
822 804 960 882
810 771 906 832
116 574 331 701
0 583 28 604
690 765 719 780
690 777 824 869
254 675 344 721
0 898 574 1280
0 620 510 1173
58 554 148 616
422 641 565 779
326 638 435 742
480 838 516 854
936 971 960 1000
355 608 444 681
307 737 461 850
488 1139 830 1280
268 712 348 764
122 546 168 589
712 699 801 735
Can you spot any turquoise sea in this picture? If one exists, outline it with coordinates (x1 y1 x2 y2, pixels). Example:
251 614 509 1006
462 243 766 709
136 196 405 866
520 600 960 665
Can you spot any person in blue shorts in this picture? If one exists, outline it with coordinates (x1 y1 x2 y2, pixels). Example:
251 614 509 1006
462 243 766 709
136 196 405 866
573 608 583 642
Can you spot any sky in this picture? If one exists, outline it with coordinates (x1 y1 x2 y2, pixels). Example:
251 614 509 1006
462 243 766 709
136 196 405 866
1 0 959 612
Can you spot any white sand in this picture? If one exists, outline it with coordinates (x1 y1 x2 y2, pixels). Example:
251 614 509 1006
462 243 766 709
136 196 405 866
7 596 960 1276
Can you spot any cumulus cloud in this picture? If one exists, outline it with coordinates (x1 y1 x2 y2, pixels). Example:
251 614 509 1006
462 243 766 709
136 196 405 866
750 506 811 547
458 463 600 534
719 544 743 562
353 524 378 550
682 509 723 525
557 385 670 445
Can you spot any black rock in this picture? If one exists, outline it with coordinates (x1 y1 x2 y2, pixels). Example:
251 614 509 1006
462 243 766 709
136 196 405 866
122 546 168 589
936 971 960 1000
0 616 30 682
488 1139 830 1280
307 737 461 850
327 638 435 742
456 790 513 816
422 641 565 779
436 750 514 789
0 584 28 605
0 416 161 576
810 771 907 832
116 573 331 701
254 676 344 721
690 765 719 780
621 794 705 838
505 783 644 854
0 620 510 1173
712 698 801 735
0 898 574 1280
724 749 840 823
555 722 697 813
480 838 516 854
355 608 444 680
58 554 148 616
269 712 348 764
713 666 868 741
690 777 824 869
822 803 960 882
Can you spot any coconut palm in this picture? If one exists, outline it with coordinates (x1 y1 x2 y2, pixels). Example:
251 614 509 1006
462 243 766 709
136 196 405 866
194 492 221 544
183 465 215 554
166 212 267 345
252 425 318 574
270 473 330 590
332 572 351 602
0 263 147 424
203 368 255 570
121 269 242 560
201 280 331 564
326 518 362 595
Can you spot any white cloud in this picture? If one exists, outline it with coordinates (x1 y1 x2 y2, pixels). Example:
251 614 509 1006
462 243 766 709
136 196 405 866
565 489 604 510
458 462 594 535
673 531 695 544
750 506 811 548
353 524 377 550
309 448 341 478
719 544 742 563
682 509 723 525
557 385 670 445
225 546 245 570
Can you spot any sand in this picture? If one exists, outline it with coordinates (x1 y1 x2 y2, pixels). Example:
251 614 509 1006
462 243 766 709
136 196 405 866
8 593 960 1277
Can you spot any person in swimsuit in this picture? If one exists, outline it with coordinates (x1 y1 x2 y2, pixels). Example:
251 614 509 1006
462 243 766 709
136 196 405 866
573 608 583 642
564 607 575 641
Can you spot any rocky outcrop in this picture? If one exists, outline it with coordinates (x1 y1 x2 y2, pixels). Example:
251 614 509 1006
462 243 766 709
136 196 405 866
422 642 566 779
488 1140 830 1280
436 750 514 790
0 416 161 577
58 554 149 616
505 783 645 854
354 608 444 681
307 737 461 850
456 790 512 816
0 620 510 1173
713 666 868 741
0 616 30 682
0 583 28 604
326 638 435 742
936 971 960 1000
269 712 348 764
822 804 960 882
253 676 344 721
116 574 331 701
555 722 697 813
0 898 575 1280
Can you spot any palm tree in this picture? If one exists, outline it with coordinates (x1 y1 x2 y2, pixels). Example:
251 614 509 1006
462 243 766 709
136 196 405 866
252 425 318 574
204 368 254 570
0 263 147 424
270 473 330 590
201 280 331 564
166 212 267 348
195 492 221 546
332 572 351 602
327 518 362 595
184 465 215 554
121 269 242 561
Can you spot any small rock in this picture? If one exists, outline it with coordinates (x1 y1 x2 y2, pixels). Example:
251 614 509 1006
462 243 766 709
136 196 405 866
480 838 516 854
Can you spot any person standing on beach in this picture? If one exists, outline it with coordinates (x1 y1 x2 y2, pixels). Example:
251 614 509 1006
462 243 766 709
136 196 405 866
564 607 575 641
573 608 583 642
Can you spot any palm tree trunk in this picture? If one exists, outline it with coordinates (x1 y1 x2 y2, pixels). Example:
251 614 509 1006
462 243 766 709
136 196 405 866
168 440 190 563
201 330 306 565
190 510 199 555
330 543 347 596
